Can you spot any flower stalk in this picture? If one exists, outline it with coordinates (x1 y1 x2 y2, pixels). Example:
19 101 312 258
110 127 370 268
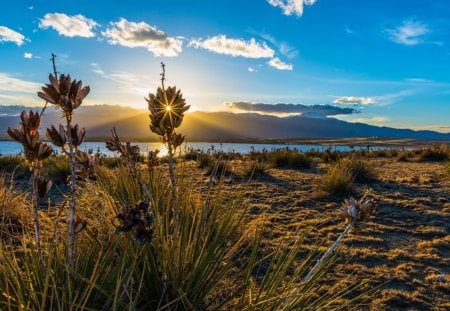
7 111 53 262
146 63 189 228
38 71 90 269
283 193 376 306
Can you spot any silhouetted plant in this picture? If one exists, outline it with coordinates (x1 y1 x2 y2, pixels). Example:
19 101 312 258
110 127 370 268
146 62 189 221
106 127 151 200
38 68 90 268
7 111 53 261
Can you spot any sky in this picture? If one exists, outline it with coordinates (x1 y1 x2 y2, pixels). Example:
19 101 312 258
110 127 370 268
0 0 449 132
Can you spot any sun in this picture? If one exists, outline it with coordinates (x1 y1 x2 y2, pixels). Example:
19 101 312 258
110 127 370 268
165 105 172 112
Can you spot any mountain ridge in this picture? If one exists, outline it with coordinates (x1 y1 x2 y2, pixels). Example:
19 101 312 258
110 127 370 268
0 105 449 141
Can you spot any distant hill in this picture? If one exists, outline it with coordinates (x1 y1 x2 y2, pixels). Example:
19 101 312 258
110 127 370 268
0 105 449 141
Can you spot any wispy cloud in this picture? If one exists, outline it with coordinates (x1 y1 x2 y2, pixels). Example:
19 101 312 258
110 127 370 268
258 32 298 59
267 0 317 17
352 115 389 125
0 73 40 93
102 18 182 57
333 96 378 105
248 67 257 72
225 101 357 116
0 73 42 106
90 63 153 96
268 57 293 70
189 35 274 58
0 26 25 46
387 20 429 45
39 13 97 38
24 52 33 59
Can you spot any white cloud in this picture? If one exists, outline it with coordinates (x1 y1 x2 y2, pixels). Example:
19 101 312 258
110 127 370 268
387 20 429 45
39 13 97 38
268 57 293 70
267 0 317 17
102 18 182 57
0 73 42 106
248 67 257 72
352 116 389 124
189 35 274 58
0 26 25 46
24 52 33 59
333 96 378 105
0 73 41 93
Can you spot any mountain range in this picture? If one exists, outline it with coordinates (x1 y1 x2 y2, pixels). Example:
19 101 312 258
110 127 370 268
0 105 449 141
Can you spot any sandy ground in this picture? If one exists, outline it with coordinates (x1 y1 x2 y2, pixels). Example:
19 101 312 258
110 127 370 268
187 158 449 310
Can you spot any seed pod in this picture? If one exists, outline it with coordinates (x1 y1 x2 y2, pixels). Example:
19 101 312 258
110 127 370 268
37 176 53 199
37 142 53 161
37 74 90 113
70 124 86 147
46 124 66 147
146 86 190 137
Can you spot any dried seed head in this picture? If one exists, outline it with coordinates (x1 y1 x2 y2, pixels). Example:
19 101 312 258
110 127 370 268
146 86 190 137
37 73 90 115
70 124 86 147
36 176 53 199
46 124 66 147
115 201 153 244
341 193 377 231
171 133 185 149
8 111 53 166
75 150 96 179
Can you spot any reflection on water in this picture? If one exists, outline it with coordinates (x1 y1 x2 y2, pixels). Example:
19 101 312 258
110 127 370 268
0 141 393 157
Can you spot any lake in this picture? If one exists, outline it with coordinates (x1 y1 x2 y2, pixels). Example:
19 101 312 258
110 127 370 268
0 140 389 157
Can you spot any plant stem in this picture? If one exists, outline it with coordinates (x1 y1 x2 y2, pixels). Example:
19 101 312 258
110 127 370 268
31 169 43 263
283 220 354 307
66 117 77 269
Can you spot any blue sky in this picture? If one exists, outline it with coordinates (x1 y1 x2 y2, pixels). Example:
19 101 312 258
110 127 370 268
0 0 449 132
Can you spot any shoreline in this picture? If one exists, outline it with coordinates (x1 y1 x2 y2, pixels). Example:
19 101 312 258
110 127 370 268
0 137 449 148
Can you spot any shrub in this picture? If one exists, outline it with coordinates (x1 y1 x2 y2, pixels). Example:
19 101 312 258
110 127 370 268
339 157 377 183
419 145 450 162
320 164 354 195
321 149 340 163
266 149 312 169
245 161 268 178
0 155 28 177
397 152 411 162
197 153 215 168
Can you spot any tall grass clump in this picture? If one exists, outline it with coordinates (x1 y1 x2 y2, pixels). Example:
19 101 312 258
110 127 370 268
266 149 312 169
320 157 376 195
245 161 268 179
419 145 450 162
321 163 354 195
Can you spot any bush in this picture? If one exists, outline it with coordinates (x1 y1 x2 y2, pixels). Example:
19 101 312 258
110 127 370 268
338 157 377 183
320 149 340 163
197 153 215 169
419 145 450 162
0 155 29 178
245 161 268 178
320 164 354 195
266 149 312 169
397 152 411 162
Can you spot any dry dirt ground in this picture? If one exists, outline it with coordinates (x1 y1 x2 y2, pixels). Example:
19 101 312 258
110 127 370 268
188 158 449 310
